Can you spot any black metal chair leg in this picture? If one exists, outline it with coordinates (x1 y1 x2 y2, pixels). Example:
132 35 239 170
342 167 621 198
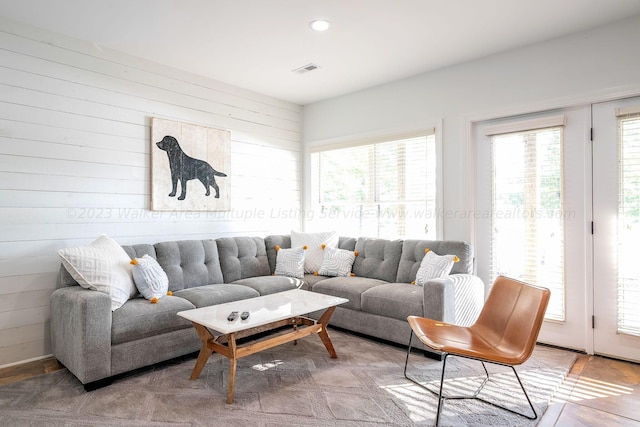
403 330 413 378
510 365 537 419
405 330 449 426
404 330 538 425
435 353 448 426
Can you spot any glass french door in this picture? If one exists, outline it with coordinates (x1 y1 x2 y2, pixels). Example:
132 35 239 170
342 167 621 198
474 106 591 351
592 97 640 362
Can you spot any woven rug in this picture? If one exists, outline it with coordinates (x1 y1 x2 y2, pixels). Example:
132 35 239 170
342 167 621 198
0 329 575 426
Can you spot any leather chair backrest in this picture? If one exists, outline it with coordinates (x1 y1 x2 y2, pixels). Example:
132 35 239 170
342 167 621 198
473 276 550 364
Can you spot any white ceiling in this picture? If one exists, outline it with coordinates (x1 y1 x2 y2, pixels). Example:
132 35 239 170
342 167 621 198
2 0 640 105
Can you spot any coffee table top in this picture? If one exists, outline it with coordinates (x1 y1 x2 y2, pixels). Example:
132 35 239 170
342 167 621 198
177 289 348 334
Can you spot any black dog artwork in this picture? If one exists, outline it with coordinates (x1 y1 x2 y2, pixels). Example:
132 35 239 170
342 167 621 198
155 135 227 200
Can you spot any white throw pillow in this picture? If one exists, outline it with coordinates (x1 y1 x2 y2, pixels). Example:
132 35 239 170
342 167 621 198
318 247 356 277
415 250 458 286
274 247 306 279
131 254 170 302
291 230 339 273
58 234 136 311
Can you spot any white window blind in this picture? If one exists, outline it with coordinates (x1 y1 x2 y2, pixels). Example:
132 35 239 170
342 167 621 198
311 134 437 239
490 125 565 321
616 111 640 336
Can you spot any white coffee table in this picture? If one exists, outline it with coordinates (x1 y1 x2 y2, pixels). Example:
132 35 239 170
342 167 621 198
177 288 348 403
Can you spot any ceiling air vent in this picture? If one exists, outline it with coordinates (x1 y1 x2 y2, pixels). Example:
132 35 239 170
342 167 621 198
292 63 321 74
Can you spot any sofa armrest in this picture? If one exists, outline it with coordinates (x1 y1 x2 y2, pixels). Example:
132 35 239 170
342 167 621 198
50 286 112 384
422 274 485 326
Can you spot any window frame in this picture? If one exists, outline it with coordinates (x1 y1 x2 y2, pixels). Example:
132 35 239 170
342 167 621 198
305 126 443 239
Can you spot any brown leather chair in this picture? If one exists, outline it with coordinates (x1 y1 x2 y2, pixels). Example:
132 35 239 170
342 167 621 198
404 275 550 426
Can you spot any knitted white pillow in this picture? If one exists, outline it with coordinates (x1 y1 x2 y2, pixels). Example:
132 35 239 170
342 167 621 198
58 234 136 311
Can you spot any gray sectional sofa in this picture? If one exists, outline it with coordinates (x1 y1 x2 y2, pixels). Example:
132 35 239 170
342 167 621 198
51 235 486 388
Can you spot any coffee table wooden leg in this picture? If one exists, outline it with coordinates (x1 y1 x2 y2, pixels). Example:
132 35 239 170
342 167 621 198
190 323 215 380
317 306 338 358
226 333 238 404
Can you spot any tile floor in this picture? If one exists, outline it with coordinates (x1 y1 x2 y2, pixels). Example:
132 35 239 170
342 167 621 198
539 354 640 426
1 352 639 425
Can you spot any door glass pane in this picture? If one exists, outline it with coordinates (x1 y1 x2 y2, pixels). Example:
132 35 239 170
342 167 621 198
491 127 565 321
618 115 640 335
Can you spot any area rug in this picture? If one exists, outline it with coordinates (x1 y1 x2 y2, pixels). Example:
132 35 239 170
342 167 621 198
0 329 575 426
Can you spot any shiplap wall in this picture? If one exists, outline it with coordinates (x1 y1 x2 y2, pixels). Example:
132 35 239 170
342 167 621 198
0 18 302 367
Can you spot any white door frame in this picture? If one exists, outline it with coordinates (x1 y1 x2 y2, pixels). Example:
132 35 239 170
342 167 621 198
592 96 640 362
471 106 591 352
464 87 640 356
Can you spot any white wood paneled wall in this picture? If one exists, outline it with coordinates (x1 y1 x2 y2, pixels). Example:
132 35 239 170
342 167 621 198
0 18 303 367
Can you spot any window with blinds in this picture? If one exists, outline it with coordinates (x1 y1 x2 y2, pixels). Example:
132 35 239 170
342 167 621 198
489 122 565 321
311 134 437 239
617 111 640 335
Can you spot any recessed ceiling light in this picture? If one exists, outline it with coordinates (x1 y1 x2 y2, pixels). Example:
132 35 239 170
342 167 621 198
309 20 331 32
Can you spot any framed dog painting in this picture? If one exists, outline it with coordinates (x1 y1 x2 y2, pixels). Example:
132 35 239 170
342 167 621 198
151 118 231 211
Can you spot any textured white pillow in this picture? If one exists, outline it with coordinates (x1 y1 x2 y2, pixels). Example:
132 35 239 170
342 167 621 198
291 230 339 273
274 247 306 279
318 247 356 277
415 250 457 286
58 234 136 311
131 254 170 301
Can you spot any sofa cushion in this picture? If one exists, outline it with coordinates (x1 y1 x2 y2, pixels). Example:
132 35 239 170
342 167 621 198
338 236 357 251
173 284 259 308
111 295 195 345
361 283 424 321
304 273 331 290
396 240 473 283
352 238 403 282
312 276 387 310
231 276 303 295
217 237 271 282
122 244 156 260
154 240 223 291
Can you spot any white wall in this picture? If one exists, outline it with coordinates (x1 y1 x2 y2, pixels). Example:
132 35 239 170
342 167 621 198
0 18 302 367
302 14 640 242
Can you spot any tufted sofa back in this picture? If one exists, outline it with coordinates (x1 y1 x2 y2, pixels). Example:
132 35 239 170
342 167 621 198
55 235 474 290
352 238 403 282
56 240 225 291
153 240 223 291
396 240 474 284
56 237 274 290
216 237 271 283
